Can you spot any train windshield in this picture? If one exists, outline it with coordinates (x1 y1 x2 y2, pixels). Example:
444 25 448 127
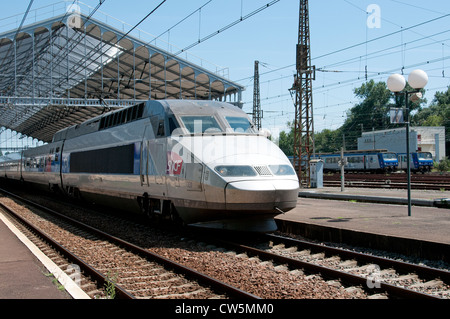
418 152 432 159
225 117 256 133
180 116 222 134
382 153 397 160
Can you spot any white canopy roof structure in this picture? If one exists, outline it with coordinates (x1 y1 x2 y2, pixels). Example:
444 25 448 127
0 12 243 143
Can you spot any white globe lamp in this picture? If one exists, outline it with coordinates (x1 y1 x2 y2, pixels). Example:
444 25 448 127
386 70 428 218
408 69 428 89
387 73 406 92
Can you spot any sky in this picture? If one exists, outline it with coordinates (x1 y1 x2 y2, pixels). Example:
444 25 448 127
1 0 450 142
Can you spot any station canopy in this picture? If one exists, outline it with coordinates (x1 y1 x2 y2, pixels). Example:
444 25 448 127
0 12 243 143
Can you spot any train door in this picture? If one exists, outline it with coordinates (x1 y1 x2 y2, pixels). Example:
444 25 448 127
153 142 166 186
399 154 407 170
365 154 377 170
411 153 419 170
141 140 167 193
141 125 159 189
140 140 149 186
184 162 203 192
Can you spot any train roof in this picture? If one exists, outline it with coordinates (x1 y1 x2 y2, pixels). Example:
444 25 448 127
315 149 391 156
52 100 246 142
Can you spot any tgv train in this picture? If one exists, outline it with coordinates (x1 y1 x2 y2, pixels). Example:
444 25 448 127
397 151 433 173
0 100 299 232
312 149 399 173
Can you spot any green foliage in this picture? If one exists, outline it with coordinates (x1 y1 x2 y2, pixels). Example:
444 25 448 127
434 157 450 173
277 129 294 156
104 271 118 299
277 83 449 156
314 129 342 153
412 86 450 138
340 80 404 150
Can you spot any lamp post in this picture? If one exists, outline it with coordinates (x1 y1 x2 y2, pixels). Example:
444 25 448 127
387 69 428 216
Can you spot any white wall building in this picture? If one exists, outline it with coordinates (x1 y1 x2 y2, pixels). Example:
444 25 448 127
357 126 446 161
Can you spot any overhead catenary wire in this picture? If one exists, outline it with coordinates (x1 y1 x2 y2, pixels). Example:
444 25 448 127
236 11 450 84
173 0 280 56
244 54 450 107
152 0 214 43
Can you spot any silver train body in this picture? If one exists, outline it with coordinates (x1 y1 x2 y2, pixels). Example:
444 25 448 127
0 100 299 232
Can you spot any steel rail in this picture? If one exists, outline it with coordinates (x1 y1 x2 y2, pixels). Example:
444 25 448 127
0 200 135 299
266 233 450 283
323 173 450 190
210 236 442 299
0 188 260 300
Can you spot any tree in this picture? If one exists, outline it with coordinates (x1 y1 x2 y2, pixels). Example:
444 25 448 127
339 80 392 149
277 121 294 156
314 129 342 153
278 81 438 157
277 130 294 156
412 86 450 137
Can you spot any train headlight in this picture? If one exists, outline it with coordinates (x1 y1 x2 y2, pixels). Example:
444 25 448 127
269 164 296 176
214 165 257 177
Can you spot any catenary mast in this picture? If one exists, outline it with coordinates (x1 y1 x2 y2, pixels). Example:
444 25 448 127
289 0 315 187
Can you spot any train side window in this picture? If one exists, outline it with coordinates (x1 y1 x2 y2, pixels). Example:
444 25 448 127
226 116 255 133
157 120 165 137
181 116 222 134
99 117 105 129
131 105 138 120
137 103 144 118
127 108 133 122
168 117 179 135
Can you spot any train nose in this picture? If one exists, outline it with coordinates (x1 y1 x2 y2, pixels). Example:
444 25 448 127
225 179 299 212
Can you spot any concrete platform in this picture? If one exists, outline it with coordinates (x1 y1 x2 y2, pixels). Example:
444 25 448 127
0 212 89 299
276 187 450 263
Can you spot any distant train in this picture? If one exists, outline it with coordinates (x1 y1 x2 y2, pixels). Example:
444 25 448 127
0 100 299 232
397 151 433 173
312 149 399 173
288 149 435 174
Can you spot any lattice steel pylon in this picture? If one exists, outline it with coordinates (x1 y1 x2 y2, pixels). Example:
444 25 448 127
289 0 315 188
252 60 262 130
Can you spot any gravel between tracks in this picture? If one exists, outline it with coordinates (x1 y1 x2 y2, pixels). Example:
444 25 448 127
152 244 364 299
0 194 366 299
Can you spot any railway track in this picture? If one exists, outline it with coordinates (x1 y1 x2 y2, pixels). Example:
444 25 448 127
0 189 258 299
324 172 450 190
201 233 450 299
1 187 449 299
0 189 363 299
0 188 367 299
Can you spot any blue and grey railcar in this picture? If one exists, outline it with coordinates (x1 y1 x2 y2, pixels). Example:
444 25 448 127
312 149 398 173
397 151 433 173
0 100 299 232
